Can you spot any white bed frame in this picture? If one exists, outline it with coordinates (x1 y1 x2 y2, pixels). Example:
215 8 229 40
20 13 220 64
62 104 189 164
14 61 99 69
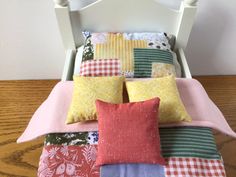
53 0 198 80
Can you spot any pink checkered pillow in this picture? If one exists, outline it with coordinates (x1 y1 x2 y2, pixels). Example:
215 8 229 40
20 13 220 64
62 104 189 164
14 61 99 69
80 59 121 76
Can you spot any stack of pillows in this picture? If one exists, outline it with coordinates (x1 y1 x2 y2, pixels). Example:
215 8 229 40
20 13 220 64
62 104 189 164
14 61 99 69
66 32 191 168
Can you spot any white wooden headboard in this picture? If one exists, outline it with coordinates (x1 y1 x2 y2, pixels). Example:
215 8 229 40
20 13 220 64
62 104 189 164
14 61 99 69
54 0 198 51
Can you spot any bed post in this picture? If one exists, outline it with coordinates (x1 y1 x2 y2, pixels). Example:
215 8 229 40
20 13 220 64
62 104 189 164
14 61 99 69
175 0 198 50
54 0 76 50
54 0 76 81
175 0 198 79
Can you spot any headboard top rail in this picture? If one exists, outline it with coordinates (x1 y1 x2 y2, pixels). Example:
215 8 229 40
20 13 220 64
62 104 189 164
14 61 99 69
54 0 198 7
53 0 198 50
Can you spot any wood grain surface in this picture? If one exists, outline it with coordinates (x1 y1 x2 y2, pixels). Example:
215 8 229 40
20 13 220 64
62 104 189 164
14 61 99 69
194 76 236 177
0 80 59 177
0 77 235 176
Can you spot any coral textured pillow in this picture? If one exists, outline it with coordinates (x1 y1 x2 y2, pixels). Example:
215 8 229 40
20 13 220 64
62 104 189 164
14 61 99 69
66 76 124 124
126 76 191 123
95 98 165 166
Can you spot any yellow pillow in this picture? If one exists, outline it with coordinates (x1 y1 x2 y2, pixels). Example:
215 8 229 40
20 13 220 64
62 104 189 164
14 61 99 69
125 76 191 123
66 76 124 124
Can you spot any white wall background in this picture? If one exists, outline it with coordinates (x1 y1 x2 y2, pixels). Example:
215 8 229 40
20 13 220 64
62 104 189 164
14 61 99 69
0 0 235 80
0 0 65 80
185 0 236 75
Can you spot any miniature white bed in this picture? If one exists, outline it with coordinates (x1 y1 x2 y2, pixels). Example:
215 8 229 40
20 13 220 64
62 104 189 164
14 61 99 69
53 0 198 80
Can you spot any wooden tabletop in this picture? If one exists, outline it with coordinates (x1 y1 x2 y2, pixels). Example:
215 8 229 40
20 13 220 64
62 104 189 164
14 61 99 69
194 76 236 177
0 76 235 176
0 80 58 177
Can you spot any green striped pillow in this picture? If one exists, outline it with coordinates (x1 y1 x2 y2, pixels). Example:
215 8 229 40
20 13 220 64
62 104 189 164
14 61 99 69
134 48 174 78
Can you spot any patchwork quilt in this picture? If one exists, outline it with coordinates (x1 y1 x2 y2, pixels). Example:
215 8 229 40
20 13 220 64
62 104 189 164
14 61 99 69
38 127 226 177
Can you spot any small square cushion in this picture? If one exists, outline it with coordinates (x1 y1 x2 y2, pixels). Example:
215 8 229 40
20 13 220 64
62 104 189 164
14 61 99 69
95 98 165 166
66 76 124 124
133 48 175 78
79 59 121 76
126 76 191 123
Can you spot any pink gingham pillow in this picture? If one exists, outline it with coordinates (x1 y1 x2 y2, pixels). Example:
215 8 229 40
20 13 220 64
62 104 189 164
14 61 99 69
79 59 121 76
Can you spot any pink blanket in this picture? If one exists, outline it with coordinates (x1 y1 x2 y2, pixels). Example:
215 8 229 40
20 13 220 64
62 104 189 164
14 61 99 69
17 79 236 143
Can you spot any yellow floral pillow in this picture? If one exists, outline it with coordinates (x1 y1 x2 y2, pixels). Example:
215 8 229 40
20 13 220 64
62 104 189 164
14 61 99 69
66 76 124 124
125 76 191 123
